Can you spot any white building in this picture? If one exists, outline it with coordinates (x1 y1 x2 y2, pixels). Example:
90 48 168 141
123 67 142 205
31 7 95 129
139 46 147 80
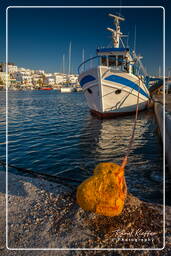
34 70 45 75
53 73 65 84
32 74 43 85
0 72 11 85
13 71 32 85
2 64 18 73
17 68 32 74
53 73 78 84
44 77 55 85
68 74 78 84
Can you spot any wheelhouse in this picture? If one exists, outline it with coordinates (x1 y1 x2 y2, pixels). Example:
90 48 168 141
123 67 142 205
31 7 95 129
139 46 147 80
96 47 132 73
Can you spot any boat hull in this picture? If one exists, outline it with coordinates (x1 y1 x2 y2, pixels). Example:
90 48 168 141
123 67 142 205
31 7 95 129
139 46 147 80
78 66 150 117
90 106 148 118
40 88 53 90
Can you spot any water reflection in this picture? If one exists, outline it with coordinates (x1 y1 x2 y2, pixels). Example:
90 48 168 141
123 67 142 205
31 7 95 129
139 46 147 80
79 110 163 203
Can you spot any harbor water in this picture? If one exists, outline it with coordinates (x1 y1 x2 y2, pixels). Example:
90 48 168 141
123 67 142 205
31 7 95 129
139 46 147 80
0 90 168 204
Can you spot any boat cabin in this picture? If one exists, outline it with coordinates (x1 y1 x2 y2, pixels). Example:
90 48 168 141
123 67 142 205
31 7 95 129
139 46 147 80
96 47 132 73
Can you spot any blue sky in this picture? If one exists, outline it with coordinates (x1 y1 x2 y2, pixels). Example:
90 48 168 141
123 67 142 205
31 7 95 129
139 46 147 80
0 0 171 76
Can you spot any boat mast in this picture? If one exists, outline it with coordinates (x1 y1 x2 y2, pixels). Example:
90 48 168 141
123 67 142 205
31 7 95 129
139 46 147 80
68 41 72 85
62 54 65 74
107 13 125 48
133 25 137 52
82 48 85 71
68 41 72 75
62 54 65 86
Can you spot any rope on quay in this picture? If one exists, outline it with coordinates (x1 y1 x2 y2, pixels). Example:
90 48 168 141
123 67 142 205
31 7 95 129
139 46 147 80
76 78 142 217
120 77 141 170
0 160 82 189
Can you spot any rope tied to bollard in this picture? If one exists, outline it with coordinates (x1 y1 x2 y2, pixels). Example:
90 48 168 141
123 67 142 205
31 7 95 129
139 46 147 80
76 78 142 217
120 78 141 170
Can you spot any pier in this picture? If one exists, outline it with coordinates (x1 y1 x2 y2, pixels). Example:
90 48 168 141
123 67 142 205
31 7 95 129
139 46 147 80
154 94 171 174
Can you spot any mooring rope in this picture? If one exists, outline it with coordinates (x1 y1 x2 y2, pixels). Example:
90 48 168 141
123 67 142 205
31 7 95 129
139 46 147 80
0 159 82 189
120 77 141 170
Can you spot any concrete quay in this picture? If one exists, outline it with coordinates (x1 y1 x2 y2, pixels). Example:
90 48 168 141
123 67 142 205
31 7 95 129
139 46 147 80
154 94 171 174
0 170 171 255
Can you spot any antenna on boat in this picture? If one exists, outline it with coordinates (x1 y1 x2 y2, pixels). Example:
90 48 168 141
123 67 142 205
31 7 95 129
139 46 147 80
133 51 148 77
108 13 125 22
119 0 123 17
133 25 136 52
107 13 125 48
126 32 129 48
90 55 93 68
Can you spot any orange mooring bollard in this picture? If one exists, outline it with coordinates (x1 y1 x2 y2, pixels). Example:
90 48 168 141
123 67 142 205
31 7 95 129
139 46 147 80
76 161 127 217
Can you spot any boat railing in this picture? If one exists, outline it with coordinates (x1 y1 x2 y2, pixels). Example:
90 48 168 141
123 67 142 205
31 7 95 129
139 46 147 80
78 56 101 74
78 54 149 81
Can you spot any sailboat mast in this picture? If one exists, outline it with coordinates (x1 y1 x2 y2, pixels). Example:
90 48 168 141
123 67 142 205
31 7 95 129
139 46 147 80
159 66 161 77
68 42 72 75
82 48 85 71
62 54 65 74
133 25 137 52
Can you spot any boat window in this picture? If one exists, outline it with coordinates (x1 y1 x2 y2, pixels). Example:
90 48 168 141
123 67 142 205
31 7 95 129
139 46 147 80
118 55 123 66
101 56 107 66
87 88 92 94
115 89 122 94
108 56 116 67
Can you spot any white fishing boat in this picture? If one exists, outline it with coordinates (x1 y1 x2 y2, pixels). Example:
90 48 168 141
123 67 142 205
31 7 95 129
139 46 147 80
78 14 150 117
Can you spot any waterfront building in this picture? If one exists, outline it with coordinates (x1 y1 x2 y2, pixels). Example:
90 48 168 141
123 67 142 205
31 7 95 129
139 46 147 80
53 73 65 84
2 63 18 73
34 70 45 75
0 72 11 86
69 74 78 84
44 76 55 85
32 74 43 85
0 62 79 89
13 71 32 85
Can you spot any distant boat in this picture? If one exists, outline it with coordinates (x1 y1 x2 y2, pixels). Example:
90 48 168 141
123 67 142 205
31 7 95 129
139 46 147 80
60 42 77 93
78 14 150 118
76 87 83 92
60 87 75 93
40 87 53 90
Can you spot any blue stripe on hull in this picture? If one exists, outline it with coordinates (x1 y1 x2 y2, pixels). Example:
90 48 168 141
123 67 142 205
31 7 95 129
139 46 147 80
80 75 96 87
104 75 149 99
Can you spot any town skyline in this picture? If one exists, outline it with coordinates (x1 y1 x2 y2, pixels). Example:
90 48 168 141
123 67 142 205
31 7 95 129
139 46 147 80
0 62 79 91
